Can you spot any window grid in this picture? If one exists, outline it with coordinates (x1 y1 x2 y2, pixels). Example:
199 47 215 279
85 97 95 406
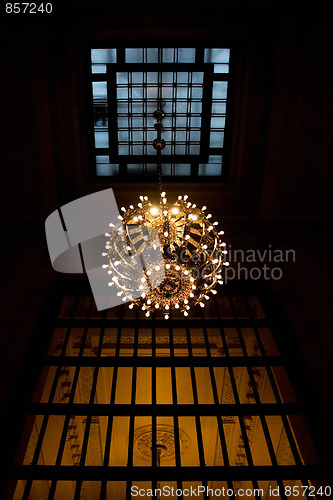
10 288 329 500
88 47 230 181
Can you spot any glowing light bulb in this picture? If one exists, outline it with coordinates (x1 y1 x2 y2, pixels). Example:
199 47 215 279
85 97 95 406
147 300 151 305
109 223 114 227
184 270 189 275
150 207 159 216
129 303 134 309
178 195 182 200
155 265 160 271
147 270 151 276
175 304 179 309
139 196 144 201
224 262 230 266
184 311 188 316
212 290 217 294
190 277 195 282
207 214 212 218
145 312 150 317
164 231 169 237
184 299 189 304
155 304 160 309
133 216 138 222
162 198 167 204
213 259 219 264
108 282 113 287
165 314 169 319
105 233 110 237
200 302 205 307
161 191 166 197
175 265 180 271
165 305 170 310
221 242 226 247
219 231 225 235
130 205 134 209
213 221 218 225
192 285 196 290
121 207 126 211
117 291 123 296
102 264 108 268
138 203 142 208
171 207 179 215
108 270 112 275
141 277 146 282
144 196 148 200
189 293 194 298
163 210 168 216
114 261 120 266
184 195 188 200
122 297 127 301
118 215 123 220
166 264 170 269
202 206 207 210
185 234 190 240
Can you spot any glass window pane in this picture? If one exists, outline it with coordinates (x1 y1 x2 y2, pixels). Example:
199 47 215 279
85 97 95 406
265 416 296 465
147 48 159 63
116 72 128 84
94 132 109 148
211 116 226 129
96 163 119 177
96 367 113 404
96 155 109 163
213 367 235 403
204 48 230 64
128 164 144 175
198 164 222 176
213 81 228 99
209 131 224 147
214 63 229 73
74 367 95 404
212 101 226 114
126 48 143 63
178 417 199 466
163 48 175 63
92 81 107 98
243 416 272 466
156 368 173 404
176 367 193 403
178 48 196 63
85 417 108 466
92 64 107 74
109 416 130 465
174 164 191 175
200 416 224 465
192 72 204 84
194 367 214 404
91 48 116 64
136 367 152 404
115 367 132 404
208 155 223 164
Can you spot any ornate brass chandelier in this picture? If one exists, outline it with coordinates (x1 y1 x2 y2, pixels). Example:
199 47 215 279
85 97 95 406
103 86 228 319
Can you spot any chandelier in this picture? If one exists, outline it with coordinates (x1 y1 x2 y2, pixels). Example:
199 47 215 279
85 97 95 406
103 90 228 319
